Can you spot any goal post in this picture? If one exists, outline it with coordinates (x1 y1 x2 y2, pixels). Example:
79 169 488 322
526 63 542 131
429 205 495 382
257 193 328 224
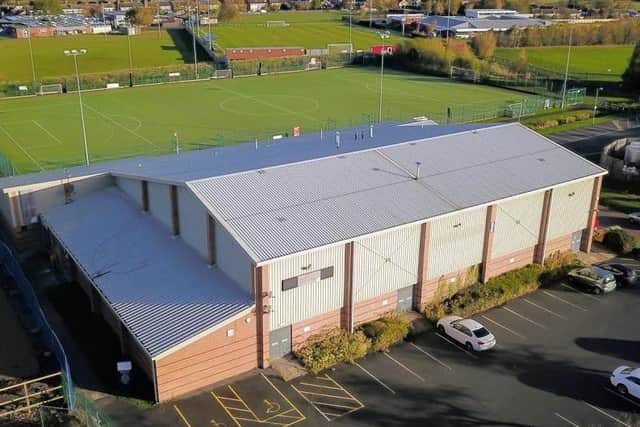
212 69 232 79
266 20 289 27
450 66 480 83
327 43 353 55
38 83 63 96
565 87 587 106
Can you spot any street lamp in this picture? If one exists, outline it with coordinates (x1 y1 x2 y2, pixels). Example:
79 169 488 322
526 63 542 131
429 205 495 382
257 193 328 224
64 49 90 166
127 31 134 87
560 26 573 110
349 4 352 61
593 87 604 125
24 29 37 91
377 31 390 124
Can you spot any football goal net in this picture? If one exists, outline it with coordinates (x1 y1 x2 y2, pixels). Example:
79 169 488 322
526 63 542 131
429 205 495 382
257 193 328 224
450 66 479 83
565 87 586 106
266 20 289 27
212 69 232 79
38 83 63 96
327 43 353 55
306 60 322 71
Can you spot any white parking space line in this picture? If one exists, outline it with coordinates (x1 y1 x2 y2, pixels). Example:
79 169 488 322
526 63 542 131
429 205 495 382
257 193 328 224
383 352 426 382
480 315 525 339
409 342 453 371
502 306 547 329
583 401 631 426
604 386 640 409
354 362 396 395
541 290 588 312
559 283 601 302
522 298 568 320
435 333 479 359
554 412 580 427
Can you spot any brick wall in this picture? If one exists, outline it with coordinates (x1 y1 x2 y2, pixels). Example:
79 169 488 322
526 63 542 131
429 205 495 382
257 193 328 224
155 312 257 402
353 290 397 325
545 234 572 259
416 266 476 308
291 309 341 351
484 246 536 281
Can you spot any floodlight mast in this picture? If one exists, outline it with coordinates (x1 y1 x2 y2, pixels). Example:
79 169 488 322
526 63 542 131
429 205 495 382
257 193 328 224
64 49 90 166
377 31 390 124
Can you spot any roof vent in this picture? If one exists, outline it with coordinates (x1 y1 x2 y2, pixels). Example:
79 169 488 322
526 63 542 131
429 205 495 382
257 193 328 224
415 162 421 180
276 216 287 223
409 142 416 146
335 131 341 149
537 158 546 162
337 155 346 159
257 169 266 174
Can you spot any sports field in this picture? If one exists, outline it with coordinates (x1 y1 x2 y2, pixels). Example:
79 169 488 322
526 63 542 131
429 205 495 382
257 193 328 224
494 45 633 81
0 67 531 174
0 30 194 83
206 11 395 52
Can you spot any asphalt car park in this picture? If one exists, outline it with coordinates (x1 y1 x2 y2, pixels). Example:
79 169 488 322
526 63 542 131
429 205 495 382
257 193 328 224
171 257 640 427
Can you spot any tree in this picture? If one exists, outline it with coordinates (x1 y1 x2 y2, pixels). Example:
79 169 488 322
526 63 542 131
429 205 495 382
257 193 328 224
470 31 496 59
622 42 640 92
218 0 239 21
311 0 322 8
32 0 62 14
126 7 154 26
514 47 528 73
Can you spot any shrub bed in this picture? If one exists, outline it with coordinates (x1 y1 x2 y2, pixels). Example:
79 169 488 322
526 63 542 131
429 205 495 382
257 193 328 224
361 316 410 352
294 328 370 374
603 228 639 254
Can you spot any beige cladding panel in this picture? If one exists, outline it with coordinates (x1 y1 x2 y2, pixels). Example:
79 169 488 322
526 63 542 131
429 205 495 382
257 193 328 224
492 192 544 258
268 244 345 331
352 224 421 303
547 178 594 239
147 182 172 231
177 186 208 260
215 222 253 293
427 207 486 280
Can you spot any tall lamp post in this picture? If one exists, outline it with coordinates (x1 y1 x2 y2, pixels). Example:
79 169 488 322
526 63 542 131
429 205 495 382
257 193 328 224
593 87 603 125
560 26 573 110
24 29 37 91
127 32 134 87
349 4 352 61
377 31 390 124
64 49 90 166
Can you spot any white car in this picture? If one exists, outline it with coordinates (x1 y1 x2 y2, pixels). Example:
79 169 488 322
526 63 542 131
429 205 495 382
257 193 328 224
610 366 640 398
628 212 640 224
436 316 496 351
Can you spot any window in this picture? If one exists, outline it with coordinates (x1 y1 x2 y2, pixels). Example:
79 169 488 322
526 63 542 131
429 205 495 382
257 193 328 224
282 266 334 291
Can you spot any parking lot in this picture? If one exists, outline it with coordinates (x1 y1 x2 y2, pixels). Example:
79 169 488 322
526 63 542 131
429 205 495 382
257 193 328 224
170 257 640 427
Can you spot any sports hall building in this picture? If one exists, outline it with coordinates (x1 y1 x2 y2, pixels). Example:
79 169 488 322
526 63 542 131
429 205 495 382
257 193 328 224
0 122 604 402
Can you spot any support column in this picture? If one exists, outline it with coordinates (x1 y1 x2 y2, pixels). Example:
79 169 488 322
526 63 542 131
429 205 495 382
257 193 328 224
141 181 149 212
413 222 430 310
341 242 354 332
170 185 179 236
207 214 216 266
534 189 553 264
253 264 270 369
581 176 603 253
9 192 22 230
480 205 497 283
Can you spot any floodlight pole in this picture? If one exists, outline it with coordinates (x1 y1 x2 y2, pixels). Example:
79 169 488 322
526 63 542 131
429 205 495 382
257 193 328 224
25 30 36 91
593 87 603 125
446 0 451 44
369 0 372 28
174 132 180 154
65 49 90 166
127 32 134 87
157 0 161 39
560 26 573 110
377 31 389 124
349 6 352 61
208 0 212 51
188 2 199 79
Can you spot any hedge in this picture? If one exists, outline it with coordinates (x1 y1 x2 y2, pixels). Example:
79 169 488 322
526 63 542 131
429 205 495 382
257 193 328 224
361 316 410 352
603 228 639 254
294 328 370 374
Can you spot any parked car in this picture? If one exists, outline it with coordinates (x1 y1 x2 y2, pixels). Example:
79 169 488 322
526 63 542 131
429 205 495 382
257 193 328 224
567 266 617 294
610 366 640 398
628 212 640 224
597 263 639 287
436 316 496 352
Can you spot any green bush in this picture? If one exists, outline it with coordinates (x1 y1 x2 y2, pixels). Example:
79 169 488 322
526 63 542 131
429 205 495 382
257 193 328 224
575 111 591 121
361 316 410 352
603 228 637 254
294 328 371 374
559 115 576 124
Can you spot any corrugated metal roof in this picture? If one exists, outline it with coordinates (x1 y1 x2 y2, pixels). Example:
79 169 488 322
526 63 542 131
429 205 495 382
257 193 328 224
41 187 253 358
189 123 605 262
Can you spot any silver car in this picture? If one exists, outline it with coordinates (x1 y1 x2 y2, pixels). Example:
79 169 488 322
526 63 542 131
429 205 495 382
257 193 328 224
567 266 617 294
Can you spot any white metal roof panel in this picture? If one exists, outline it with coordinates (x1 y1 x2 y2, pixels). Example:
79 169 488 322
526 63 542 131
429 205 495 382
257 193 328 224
41 187 253 358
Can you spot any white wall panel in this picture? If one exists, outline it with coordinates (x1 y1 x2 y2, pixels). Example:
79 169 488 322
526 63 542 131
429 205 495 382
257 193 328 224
427 207 486 279
115 177 142 206
269 244 345 331
147 182 172 231
177 187 208 260
547 178 593 240
216 222 252 293
492 192 544 258
353 224 420 302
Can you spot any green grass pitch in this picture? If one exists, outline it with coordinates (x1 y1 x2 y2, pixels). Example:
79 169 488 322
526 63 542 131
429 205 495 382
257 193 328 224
494 45 633 81
0 67 532 174
0 30 195 83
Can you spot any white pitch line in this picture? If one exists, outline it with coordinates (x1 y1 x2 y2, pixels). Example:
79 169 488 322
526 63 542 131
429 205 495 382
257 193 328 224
541 290 588 312
583 401 631 426
32 120 63 145
502 306 547 329
554 412 580 427
481 315 525 339
354 362 396 395
435 333 479 359
0 125 43 171
559 283 601 302
604 386 640 409
383 352 425 382
409 342 453 371
83 103 155 146
522 298 568 320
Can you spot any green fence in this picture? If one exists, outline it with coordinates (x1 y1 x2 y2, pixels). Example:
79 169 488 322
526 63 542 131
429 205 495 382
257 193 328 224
73 389 113 427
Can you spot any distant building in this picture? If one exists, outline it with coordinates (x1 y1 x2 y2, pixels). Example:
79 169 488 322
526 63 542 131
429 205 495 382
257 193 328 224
421 14 550 38
246 0 267 11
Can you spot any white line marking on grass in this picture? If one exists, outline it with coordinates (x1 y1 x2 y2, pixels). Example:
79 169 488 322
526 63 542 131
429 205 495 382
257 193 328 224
559 283 601 302
0 125 42 171
409 342 453 371
83 104 155 147
541 290 588 312
435 333 479 359
554 412 580 427
502 306 547 329
354 362 396 395
32 120 63 145
583 401 631 426
383 352 425 382
522 298 568 319
604 386 640 409
481 315 525 339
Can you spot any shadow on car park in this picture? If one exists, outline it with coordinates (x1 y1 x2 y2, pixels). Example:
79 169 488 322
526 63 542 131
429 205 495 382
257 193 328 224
575 338 640 365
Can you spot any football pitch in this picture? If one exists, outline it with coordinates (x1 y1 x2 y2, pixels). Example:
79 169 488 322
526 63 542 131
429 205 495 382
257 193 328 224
0 67 533 174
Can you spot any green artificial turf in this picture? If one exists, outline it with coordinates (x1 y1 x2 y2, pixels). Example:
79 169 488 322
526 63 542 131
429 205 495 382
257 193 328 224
0 67 534 174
